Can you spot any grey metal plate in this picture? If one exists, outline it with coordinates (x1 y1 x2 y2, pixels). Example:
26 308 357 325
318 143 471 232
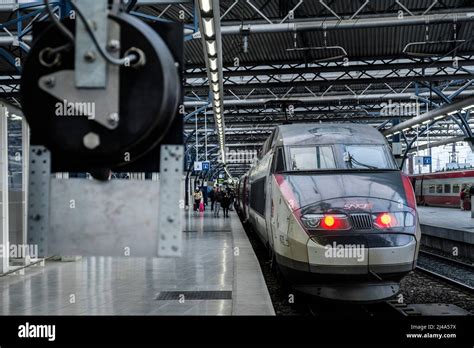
155 291 232 300
49 178 160 256
157 145 184 257
27 146 51 258
73 0 108 88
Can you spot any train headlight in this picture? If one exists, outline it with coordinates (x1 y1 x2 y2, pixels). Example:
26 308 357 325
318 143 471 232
373 212 415 229
301 214 351 231
301 214 323 228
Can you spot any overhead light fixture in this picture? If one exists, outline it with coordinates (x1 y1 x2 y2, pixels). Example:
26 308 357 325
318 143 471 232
212 83 219 92
210 72 218 82
209 58 217 71
199 0 212 13
462 105 474 111
447 110 458 115
203 18 215 38
207 41 216 56
422 120 430 125
434 115 445 120
214 100 221 107
402 128 410 132
215 107 221 113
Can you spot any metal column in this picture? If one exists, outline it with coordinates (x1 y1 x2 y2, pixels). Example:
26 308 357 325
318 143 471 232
0 106 9 273
21 118 30 265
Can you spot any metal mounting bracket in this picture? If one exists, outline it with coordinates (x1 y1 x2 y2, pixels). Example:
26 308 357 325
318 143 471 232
73 0 108 88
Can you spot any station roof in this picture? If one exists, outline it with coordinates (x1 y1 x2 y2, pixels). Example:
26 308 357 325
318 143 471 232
0 1 473 177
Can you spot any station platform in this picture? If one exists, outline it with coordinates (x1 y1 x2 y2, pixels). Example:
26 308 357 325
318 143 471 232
418 206 474 257
0 210 275 315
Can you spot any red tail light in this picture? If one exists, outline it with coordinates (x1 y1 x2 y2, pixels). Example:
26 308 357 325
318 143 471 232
401 173 416 209
322 215 335 228
374 213 397 228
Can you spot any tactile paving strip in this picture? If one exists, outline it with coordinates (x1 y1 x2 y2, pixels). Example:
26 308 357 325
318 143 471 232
155 291 232 300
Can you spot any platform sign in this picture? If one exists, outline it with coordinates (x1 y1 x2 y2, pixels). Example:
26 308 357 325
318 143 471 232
202 161 210 171
194 161 202 171
415 156 431 166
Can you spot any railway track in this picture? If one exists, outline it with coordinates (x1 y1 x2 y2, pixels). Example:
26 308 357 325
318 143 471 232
417 249 474 293
415 265 473 293
419 249 474 270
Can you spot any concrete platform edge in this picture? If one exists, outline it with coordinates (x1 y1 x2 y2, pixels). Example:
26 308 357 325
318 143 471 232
231 215 275 315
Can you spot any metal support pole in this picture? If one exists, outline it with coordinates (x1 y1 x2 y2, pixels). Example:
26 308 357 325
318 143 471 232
195 109 199 161
21 118 30 265
204 108 208 161
0 107 9 273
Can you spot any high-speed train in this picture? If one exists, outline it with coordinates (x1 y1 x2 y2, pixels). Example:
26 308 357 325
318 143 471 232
236 124 420 302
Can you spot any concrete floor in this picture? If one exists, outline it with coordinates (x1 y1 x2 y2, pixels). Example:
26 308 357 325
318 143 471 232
0 209 274 315
418 206 474 244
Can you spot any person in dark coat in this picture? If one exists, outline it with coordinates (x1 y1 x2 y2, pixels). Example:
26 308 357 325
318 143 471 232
209 187 216 211
221 192 231 218
213 188 223 217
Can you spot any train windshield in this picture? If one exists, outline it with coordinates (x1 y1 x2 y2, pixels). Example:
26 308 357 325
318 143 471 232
287 144 396 171
343 145 394 169
289 146 337 171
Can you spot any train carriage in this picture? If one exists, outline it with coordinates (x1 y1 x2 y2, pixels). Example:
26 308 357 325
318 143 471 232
238 123 421 302
410 170 474 207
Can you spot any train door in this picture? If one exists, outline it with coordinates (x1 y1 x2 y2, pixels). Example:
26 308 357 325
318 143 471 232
242 176 248 219
267 147 285 250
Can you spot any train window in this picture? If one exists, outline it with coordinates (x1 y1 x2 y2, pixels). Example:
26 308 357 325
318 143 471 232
289 146 336 171
453 184 460 193
444 184 451 194
272 148 285 173
429 184 435 194
250 178 266 216
436 184 443 193
344 145 395 169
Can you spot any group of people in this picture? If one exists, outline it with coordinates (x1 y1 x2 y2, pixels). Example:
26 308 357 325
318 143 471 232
193 185 235 218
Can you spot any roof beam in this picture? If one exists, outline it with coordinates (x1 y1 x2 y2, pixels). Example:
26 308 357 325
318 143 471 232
191 12 474 39
185 60 474 78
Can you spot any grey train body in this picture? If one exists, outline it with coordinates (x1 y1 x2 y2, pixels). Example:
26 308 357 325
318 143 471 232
236 123 420 302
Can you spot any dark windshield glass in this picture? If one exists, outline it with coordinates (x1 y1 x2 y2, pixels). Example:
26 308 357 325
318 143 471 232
289 146 336 171
344 145 394 169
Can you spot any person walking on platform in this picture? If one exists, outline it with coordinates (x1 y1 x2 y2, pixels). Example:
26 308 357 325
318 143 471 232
468 185 474 211
228 189 235 211
201 186 208 209
463 186 472 211
193 189 202 212
213 187 223 217
460 188 466 210
221 192 231 218
209 187 216 211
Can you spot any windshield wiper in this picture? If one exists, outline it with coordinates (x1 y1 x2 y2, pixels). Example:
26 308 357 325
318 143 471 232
345 152 379 169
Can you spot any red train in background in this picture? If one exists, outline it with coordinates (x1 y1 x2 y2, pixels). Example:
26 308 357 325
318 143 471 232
410 169 474 207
